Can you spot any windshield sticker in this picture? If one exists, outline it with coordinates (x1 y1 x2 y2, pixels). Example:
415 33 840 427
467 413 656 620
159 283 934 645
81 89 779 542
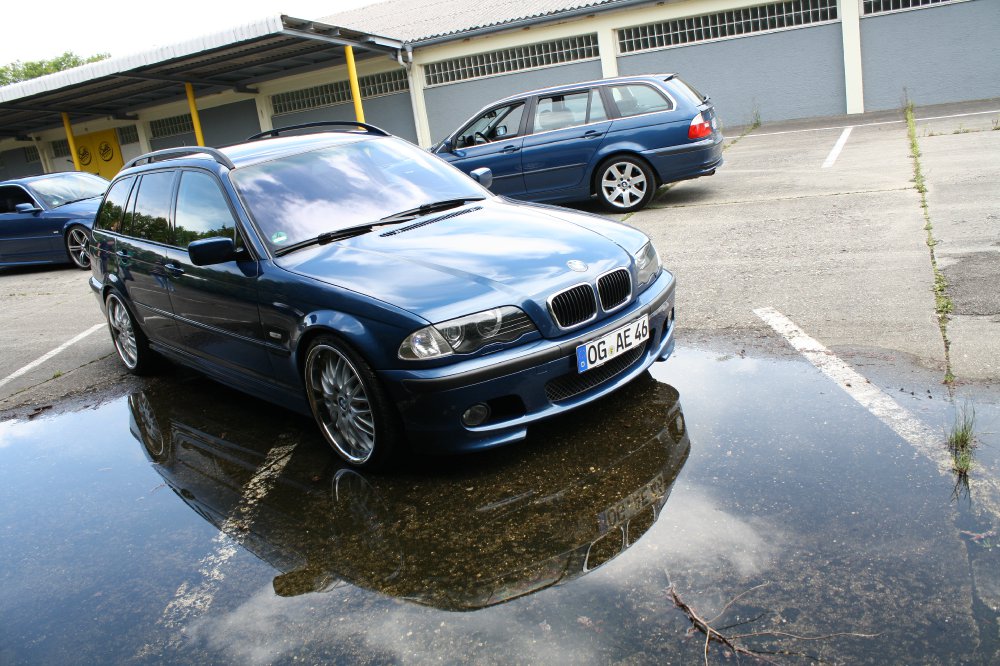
271 231 288 244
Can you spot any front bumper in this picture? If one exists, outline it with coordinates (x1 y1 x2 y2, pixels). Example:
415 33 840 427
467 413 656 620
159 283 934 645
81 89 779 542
381 269 676 454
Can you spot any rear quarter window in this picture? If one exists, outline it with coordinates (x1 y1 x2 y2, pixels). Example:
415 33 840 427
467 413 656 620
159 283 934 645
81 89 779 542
608 84 674 117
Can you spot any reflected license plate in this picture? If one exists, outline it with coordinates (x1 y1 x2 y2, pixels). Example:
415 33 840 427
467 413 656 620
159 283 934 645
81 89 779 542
598 472 667 531
575 314 649 373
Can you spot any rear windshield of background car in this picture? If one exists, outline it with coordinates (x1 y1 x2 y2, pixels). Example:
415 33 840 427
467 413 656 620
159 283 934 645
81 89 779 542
230 137 485 252
669 77 707 106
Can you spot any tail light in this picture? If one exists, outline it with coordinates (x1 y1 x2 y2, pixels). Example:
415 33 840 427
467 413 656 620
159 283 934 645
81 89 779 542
688 112 712 140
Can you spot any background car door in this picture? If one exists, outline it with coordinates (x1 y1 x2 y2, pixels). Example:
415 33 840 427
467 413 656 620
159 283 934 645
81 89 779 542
520 89 612 200
436 102 526 197
0 185 63 264
161 170 270 380
115 171 178 340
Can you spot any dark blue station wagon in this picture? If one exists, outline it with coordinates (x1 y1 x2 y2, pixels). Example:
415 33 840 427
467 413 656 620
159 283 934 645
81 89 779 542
434 74 723 212
89 124 676 468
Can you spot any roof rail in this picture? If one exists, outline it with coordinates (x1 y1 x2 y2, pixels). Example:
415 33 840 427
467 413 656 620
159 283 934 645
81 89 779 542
246 121 390 141
124 146 236 170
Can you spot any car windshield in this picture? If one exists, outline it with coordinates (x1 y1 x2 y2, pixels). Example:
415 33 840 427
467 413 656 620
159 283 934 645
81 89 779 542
28 173 108 208
231 137 488 252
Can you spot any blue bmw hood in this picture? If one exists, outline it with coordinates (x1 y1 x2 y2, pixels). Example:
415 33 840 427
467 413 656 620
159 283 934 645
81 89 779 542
52 197 101 222
275 198 650 325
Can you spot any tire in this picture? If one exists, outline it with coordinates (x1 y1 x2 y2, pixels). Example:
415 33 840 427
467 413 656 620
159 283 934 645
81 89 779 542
595 156 656 213
303 335 400 469
65 225 91 270
105 292 157 375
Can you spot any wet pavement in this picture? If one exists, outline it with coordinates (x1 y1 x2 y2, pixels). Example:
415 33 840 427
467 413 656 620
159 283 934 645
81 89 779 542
2 344 998 664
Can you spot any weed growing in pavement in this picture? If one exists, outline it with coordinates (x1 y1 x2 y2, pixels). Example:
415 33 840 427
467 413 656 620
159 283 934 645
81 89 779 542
948 403 977 475
993 118 1000 131
723 104 762 151
905 102 954 386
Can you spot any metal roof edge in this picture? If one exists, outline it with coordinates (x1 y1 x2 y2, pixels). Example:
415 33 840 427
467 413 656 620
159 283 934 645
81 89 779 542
406 0 657 47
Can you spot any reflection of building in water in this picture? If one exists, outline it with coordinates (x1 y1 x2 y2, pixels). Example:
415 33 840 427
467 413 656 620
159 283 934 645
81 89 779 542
129 373 689 610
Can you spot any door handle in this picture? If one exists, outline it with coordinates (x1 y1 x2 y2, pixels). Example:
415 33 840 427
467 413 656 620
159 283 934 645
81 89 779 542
500 145 520 153
582 130 601 138
115 250 128 257
164 263 185 276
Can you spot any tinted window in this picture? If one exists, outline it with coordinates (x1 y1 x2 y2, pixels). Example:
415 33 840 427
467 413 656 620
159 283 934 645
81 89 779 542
534 91 589 132
128 172 174 244
609 84 673 117
0 186 36 213
174 171 238 247
456 103 524 148
232 137 485 252
94 177 135 232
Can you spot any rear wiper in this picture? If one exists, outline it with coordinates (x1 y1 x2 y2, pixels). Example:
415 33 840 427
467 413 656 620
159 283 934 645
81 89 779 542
273 224 378 257
379 197 485 223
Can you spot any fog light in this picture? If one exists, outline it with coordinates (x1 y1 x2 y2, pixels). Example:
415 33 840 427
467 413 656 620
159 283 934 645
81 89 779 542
462 403 491 427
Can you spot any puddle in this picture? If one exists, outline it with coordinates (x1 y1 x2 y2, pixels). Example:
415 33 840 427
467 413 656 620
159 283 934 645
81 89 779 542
0 347 997 664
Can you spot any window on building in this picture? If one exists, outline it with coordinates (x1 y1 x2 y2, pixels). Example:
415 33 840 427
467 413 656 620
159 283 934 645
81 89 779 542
425 35 600 87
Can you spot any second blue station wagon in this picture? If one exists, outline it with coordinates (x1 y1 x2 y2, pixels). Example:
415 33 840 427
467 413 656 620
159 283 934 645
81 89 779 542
89 123 676 468
433 74 724 212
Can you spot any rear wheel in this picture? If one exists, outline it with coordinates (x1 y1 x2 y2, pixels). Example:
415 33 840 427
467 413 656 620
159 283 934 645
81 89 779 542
304 335 399 469
596 156 656 213
65 226 91 270
106 292 157 375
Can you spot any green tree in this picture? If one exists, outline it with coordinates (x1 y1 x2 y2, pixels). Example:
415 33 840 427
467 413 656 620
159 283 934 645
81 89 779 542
0 51 110 86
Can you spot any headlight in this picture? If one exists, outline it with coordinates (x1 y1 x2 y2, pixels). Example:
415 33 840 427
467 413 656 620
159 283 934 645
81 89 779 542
635 241 661 288
398 306 537 360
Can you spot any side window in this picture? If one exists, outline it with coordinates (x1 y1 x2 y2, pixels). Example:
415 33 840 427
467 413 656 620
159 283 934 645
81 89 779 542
129 172 175 244
533 91 589 132
174 171 240 248
0 186 37 213
456 103 525 148
608 84 674 117
589 89 608 123
93 177 135 232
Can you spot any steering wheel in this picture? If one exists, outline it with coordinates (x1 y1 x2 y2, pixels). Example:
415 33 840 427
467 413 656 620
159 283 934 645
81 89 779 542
473 131 490 145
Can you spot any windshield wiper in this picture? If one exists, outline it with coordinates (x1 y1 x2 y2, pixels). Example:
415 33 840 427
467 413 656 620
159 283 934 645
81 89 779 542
273 224 378 257
52 195 101 208
379 197 485 224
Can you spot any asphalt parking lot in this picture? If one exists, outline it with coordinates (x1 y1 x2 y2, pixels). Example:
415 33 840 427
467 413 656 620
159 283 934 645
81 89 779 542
1 100 999 664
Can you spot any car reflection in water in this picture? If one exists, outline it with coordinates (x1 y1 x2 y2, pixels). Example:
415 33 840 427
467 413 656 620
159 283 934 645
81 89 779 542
129 372 689 610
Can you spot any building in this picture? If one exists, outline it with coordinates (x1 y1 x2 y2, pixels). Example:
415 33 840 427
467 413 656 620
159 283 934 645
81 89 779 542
1 0 997 179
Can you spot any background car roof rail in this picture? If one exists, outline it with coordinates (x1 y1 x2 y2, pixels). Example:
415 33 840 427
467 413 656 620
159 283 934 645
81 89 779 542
124 146 236 170
246 121 390 141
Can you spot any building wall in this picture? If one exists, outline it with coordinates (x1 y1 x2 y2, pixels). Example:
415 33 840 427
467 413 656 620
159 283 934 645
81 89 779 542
423 60 604 143
0 146 43 180
618 23 846 127
861 0 1000 111
150 99 261 150
272 91 418 144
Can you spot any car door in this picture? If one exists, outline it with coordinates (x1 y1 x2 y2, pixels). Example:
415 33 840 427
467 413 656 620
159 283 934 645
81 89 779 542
520 88 612 200
0 185 63 264
114 170 178 341
161 169 271 380
435 102 527 197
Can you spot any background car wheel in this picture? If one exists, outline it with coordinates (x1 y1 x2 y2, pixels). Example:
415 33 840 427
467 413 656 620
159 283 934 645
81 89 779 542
304 335 400 469
105 292 157 375
596 156 656 213
65 226 91 270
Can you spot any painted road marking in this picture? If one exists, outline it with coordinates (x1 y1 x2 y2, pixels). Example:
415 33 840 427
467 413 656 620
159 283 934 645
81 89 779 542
743 108 1000 139
753 307 952 474
822 126 853 168
0 323 105 390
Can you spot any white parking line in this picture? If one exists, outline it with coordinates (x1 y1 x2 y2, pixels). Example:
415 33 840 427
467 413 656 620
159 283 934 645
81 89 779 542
753 307 952 474
0 323 105 390
822 126 854 168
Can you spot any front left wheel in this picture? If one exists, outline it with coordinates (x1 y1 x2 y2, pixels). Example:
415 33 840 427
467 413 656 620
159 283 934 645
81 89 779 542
65 226 91 270
304 335 400 469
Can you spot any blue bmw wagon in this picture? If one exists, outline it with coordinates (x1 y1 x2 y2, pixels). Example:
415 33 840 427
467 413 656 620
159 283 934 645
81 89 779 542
89 123 676 468
433 74 723 213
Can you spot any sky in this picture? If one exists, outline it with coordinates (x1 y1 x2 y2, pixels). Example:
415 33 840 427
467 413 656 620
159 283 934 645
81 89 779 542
2 0 379 65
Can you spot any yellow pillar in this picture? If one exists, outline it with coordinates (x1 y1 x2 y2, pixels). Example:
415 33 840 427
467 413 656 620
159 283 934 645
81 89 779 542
61 113 81 171
344 46 365 123
184 82 206 146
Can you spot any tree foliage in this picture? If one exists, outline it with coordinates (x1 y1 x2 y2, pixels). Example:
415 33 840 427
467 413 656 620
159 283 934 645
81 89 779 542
1 51 110 86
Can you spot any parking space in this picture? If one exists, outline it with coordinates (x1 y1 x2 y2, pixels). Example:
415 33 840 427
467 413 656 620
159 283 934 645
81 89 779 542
0 100 999 663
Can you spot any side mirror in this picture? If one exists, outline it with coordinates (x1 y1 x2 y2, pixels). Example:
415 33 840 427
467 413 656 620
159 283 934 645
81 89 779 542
469 167 493 190
15 203 42 214
188 237 236 266
438 138 454 154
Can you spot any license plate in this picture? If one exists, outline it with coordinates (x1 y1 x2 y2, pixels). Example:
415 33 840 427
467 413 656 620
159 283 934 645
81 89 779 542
598 472 667 531
575 314 649 373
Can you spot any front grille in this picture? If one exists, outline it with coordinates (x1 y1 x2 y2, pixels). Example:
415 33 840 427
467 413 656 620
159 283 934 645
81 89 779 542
597 269 631 311
549 284 597 328
545 343 645 402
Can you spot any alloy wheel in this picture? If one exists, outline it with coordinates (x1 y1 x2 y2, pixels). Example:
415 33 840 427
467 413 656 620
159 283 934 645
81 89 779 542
306 344 376 464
